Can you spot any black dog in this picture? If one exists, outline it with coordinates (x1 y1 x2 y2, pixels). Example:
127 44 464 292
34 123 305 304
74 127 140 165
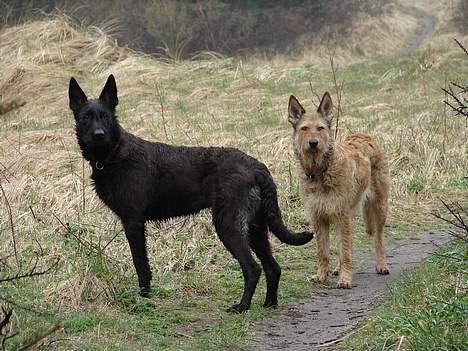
68 75 313 313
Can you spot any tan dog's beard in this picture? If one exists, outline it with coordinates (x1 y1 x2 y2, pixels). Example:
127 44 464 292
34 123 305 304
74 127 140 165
294 139 334 175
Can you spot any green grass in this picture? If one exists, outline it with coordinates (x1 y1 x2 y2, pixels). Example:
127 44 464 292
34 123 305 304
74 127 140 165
343 239 468 351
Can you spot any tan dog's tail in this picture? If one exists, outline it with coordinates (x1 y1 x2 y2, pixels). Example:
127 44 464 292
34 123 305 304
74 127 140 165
367 139 390 184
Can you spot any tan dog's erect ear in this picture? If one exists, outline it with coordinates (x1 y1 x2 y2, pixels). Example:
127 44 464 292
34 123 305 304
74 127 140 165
288 95 306 126
318 92 333 122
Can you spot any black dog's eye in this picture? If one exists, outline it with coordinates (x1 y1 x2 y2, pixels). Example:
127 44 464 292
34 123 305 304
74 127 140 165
100 112 108 119
300 126 309 131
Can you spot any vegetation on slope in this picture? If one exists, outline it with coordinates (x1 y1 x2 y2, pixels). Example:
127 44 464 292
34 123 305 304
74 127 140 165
1 0 393 58
0 8 466 350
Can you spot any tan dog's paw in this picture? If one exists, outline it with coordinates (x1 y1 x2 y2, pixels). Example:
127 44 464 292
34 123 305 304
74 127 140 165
336 275 352 289
312 273 328 283
376 265 390 275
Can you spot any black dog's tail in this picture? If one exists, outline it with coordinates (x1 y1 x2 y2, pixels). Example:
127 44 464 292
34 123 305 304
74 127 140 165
256 170 313 246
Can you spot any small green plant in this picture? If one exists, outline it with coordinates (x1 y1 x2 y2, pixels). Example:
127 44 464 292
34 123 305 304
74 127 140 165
407 176 426 194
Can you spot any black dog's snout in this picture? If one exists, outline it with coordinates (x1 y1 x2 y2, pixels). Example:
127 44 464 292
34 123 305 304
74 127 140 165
308 139 319 148
93 128 105 138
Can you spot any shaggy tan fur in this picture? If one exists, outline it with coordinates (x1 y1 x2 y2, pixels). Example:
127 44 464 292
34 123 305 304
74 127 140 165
288 92 390 288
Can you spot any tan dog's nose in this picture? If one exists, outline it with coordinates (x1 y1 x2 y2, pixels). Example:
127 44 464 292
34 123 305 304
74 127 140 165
308 139 319 148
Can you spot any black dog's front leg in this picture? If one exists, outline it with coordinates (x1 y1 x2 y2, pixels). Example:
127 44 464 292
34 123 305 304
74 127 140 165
122 219 152 297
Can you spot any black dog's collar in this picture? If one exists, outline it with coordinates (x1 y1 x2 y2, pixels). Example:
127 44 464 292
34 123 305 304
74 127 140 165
305 167 328 181
93 141 122 171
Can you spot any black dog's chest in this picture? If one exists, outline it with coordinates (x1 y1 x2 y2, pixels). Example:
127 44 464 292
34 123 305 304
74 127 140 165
91 162 146 215
92 172 128 217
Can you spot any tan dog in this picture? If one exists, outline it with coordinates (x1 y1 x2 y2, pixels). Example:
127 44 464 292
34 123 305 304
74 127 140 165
288 92 390 288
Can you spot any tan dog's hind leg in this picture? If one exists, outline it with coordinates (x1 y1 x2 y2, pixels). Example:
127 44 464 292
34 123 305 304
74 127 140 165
374 221 389 274
373 200 390 274
312 218 330 283
364 199 389 274
336 213 353 288
371 170 390 275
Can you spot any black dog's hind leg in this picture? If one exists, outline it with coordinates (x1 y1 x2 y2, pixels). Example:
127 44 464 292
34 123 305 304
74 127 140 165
213 207 261 313
122 219 152 297
249 219 281 308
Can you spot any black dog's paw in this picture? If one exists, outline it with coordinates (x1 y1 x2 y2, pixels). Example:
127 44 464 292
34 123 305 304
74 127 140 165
139 286 152 298
262 300 278 309
226 303 249 314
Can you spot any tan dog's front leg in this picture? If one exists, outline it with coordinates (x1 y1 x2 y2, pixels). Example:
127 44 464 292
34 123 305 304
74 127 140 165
337 214 352 289
312 218 330 283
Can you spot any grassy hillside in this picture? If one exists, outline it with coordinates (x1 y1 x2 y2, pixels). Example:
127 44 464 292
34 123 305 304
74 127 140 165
0 14 466 350
0 0 392 58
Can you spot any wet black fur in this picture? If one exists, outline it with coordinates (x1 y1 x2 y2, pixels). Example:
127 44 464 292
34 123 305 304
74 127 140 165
68 75 313 313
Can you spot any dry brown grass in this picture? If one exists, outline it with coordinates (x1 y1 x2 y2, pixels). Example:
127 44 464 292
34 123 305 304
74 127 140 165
299 5 418 63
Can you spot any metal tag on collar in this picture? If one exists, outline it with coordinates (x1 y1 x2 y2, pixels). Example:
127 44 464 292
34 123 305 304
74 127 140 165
95 161 104 170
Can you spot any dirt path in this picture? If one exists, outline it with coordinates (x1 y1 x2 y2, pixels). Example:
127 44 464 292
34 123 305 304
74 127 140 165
398 3 437 55
242 230 452 350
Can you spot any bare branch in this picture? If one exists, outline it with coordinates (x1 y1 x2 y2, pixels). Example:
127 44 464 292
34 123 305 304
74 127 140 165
0 258 59 283
443 39 468 118
307 79 322 107
155 82 169 141
0 307 13 331
0 183 18 266
454 38 468 57
431 198 468 243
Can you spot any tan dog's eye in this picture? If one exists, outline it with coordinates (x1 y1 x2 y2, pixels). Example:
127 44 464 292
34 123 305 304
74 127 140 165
317 126 325 131
300 126 309 131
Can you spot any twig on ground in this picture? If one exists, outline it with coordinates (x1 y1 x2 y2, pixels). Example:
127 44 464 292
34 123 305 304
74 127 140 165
313 324 364 348
17 324 62 351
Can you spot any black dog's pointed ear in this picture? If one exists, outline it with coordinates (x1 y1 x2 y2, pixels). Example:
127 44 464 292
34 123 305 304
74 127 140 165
288 95 305 126
69 77 88 111
99 74 118 110
317 92 333 121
